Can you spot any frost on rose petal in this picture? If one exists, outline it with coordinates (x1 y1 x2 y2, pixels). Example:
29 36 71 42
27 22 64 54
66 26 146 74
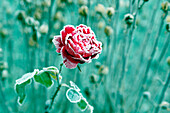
52 24 102 69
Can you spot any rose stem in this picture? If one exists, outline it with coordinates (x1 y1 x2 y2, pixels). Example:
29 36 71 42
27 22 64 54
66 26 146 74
134 0 161 82
46 63 63 112
154 71 170 113
133 11 168 113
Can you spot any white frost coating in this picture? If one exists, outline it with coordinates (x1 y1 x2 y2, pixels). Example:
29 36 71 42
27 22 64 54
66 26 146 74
67 43 91 63
60 25 75 43
66 88 82 103
61 83 70 88
52 35 61 49
67 81 93 112
43 66 59 74
89 104 94 113
65 33 72 45
70 81 80 92
93 54 99 59
16 69 39 85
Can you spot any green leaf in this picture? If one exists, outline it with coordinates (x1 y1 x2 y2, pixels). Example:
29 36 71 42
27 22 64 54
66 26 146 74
77 98 88 111
66 88 81 103
34 71 53 88
15 79 31 105
15 70 37 105
15 70 37 84
43 66 59 80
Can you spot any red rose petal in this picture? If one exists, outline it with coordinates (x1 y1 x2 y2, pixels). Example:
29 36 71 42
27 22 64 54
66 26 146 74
61 47 79 69
61 30 67 45
52 36 63 53
65 25 75 34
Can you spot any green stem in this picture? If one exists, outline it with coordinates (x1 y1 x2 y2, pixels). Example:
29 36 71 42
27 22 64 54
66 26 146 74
46 64 62 112
134 0 161 84
133 11 168 113
154 71 170 113
158 33 170 62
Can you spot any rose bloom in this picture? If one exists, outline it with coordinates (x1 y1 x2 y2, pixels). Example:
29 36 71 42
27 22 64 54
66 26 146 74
53 24 102 69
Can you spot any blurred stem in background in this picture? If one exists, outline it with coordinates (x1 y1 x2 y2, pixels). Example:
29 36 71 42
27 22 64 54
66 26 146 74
154 71 170 113
135 0 161 84
45 0 55 67
133 10 168 113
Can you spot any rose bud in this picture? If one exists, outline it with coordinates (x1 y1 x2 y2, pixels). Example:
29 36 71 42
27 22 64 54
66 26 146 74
2 70 8 78
166 23 170 32
25 17 35 26
143 91 151 99
52 24 102 69
160 101 170 110
95 62 101 68
167 56 170 66
98 65 109 75
34 11 42 20
106 7 115 18
104 26 113 37
97 21 105 29
166 16 170 22
15 10 26 21
161 2 170 12
124 13 134 25
53 22 60 30
39 24 49 34
0 28 8 38
54 11 63 21
79 5 88 17
42 0 51 7
6 8 12 15
56 0 66 9
95 4 105 15
84 87 91 98
89 74 99 83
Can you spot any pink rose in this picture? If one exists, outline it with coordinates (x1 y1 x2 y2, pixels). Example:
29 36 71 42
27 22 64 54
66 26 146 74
53 24 102 69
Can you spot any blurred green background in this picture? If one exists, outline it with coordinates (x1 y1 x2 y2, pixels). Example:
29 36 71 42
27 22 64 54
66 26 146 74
0 0 169 113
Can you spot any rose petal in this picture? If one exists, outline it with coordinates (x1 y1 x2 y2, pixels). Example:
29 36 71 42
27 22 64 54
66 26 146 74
61 25 75 44
66 42 92 63
65 25 75 33
52 36 63 53
61 47 79 69
61 30 67 45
